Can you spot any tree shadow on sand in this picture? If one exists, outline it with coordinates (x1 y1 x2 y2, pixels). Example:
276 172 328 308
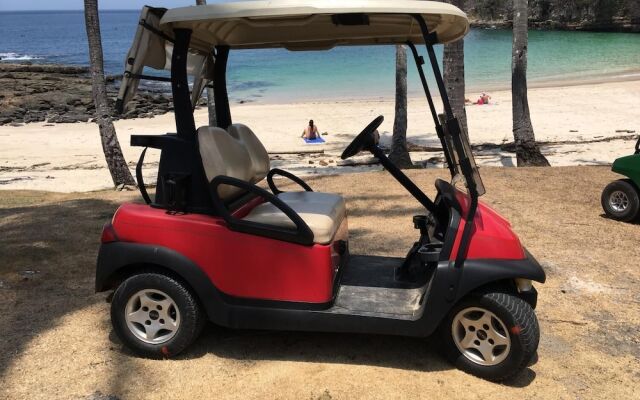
104 319 537 389
0 198 119 378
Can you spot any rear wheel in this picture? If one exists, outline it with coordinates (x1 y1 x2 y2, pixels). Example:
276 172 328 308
601 179 640 222
440 291 539 381
111 273 205 358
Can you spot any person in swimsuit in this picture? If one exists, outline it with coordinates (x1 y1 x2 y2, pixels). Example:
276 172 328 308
302 120 319 140
476 93 491 105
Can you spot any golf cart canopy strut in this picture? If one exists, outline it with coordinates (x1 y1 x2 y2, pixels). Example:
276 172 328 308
405 41 455 177
214 46 232 130
171 29 197 138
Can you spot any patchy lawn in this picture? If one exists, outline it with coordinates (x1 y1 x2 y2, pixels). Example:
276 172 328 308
0 166 638 399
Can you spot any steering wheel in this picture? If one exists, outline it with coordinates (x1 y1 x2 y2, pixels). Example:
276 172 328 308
340 115 384 160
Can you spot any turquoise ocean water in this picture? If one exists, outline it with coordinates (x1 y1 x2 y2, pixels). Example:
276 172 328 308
1 10 639 102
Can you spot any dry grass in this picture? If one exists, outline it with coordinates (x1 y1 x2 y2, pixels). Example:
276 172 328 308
0 166 639 399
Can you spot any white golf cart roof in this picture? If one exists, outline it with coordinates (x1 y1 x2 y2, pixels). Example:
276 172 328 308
160 0 469 51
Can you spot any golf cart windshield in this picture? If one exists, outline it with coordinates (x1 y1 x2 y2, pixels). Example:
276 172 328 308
442 119 486 196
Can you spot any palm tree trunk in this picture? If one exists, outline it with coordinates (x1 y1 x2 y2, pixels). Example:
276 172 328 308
195 0 217 126
389 45 413 168
512 0 550 167
443 0 468 134
83 0 136 186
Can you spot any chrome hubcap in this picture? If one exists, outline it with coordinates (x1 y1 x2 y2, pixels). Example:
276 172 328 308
452 307 511 366
609 190 629 212
125 289 180 344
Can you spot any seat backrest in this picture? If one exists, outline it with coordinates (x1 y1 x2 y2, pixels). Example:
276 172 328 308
198 124 270 202
227 123 270 182
198 126 254 201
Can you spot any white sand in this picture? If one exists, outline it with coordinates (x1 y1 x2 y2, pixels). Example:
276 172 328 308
0 80 638 192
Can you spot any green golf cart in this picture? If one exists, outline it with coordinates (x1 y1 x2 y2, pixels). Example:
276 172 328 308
601 137 640 222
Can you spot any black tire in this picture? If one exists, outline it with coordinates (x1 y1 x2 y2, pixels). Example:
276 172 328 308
601 179 640 222
440 291 540 382
111 273 205 359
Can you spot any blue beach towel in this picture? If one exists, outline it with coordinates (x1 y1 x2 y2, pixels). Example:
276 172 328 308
303 136 326 144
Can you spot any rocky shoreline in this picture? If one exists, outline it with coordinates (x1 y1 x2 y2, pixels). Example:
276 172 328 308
0 63 177 126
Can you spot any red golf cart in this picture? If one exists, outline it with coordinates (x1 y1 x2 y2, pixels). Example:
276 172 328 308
97 1 545 381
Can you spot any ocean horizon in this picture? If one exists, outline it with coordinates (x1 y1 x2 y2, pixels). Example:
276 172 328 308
1 9 639 102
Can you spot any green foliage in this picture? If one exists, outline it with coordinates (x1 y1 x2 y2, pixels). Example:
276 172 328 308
465 0 639 24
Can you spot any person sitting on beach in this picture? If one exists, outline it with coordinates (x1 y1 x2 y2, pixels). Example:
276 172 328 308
302 120 319 140
476 93 491 105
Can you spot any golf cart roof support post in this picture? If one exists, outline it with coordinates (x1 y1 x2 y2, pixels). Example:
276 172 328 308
412 14 454 119
214 45 232 129
413 14 479 197
171 28 197 138
406 41 456 177
412 14 480 273
369 146 437 213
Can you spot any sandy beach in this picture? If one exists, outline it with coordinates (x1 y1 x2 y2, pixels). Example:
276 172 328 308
1 79 639 192
1 166 639 399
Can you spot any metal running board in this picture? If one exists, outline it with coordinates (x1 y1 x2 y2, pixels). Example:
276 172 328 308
325 255 429 320
329 285 425 319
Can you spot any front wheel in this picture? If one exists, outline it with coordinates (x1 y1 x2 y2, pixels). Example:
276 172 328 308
601 179 640 222
111 273 205 358
440 291 539 381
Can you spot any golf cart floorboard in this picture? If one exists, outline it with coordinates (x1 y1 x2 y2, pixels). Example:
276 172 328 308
326 255 428 320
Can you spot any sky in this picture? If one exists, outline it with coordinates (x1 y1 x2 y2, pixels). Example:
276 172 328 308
0 0 209 11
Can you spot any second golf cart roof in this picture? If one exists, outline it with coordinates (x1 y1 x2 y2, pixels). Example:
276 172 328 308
160 0 469 51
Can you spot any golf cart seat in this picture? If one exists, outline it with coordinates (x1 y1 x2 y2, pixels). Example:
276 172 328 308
242 193 345 244
198 125 346 244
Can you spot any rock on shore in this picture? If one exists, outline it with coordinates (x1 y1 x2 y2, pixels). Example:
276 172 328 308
0 63 179 126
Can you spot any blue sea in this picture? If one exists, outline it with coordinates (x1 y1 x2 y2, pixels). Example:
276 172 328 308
1 10 639 102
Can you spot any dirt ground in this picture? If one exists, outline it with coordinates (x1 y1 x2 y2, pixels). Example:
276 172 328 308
0 166 638 400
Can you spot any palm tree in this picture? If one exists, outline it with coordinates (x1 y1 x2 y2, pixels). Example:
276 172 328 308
443 0 468 134
196 0 217 126
512 0 549 166
388 45 413 168
84 0 136 186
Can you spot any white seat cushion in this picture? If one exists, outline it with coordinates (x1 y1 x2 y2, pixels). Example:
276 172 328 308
243 193 346 244
278 192 346 220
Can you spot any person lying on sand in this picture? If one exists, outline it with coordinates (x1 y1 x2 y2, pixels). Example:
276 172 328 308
302 120 319 140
